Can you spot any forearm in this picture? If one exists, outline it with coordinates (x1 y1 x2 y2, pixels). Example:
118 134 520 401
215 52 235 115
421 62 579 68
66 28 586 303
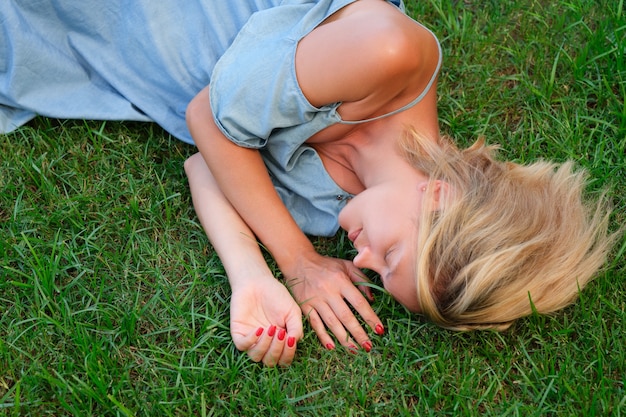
184 152 275 290
186 87 318 277
186 152 304 366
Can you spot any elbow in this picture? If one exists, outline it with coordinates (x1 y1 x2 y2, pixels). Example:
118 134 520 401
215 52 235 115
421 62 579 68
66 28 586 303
185 91 205 134
185 86 214 145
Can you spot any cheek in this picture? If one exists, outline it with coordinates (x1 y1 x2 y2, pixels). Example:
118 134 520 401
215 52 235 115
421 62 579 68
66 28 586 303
385 278 421 313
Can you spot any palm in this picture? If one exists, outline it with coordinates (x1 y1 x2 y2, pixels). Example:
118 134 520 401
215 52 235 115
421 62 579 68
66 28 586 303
230 279 302 349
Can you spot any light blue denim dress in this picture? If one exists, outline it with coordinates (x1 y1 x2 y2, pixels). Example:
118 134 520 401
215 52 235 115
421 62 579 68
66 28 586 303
1 0 441 236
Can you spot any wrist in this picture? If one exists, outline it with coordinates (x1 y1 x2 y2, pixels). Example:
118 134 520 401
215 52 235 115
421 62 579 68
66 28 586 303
225 259 278 292
275 245 322 280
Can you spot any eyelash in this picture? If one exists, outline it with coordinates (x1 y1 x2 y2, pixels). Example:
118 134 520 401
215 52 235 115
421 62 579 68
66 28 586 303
384 248 394 263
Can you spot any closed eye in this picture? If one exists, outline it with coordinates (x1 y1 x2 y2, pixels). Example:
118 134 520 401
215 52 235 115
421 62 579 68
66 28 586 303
383 248 396 281
384 247 396 264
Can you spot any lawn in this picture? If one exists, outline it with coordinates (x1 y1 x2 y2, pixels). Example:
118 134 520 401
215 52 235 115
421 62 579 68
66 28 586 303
1 0 625 415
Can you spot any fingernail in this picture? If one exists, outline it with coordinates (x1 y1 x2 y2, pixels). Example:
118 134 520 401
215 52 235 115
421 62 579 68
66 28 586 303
348 344 358 355
362 341 372 353
255 327 264 337
375 324 385 336
268 325 277 337
288 337 296 348
277 328 286 341
326 343 335 351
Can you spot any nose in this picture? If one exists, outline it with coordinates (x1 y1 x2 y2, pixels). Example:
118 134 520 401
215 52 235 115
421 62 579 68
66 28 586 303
352 246 386 275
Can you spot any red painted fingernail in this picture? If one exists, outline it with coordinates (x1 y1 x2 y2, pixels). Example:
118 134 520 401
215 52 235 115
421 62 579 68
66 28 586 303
348 344 358 355
288 337 296 348
326 343 335 351
362 341 372 353
267 325 276 337
375 324 385 336
255 327 264 337
277 328 286 341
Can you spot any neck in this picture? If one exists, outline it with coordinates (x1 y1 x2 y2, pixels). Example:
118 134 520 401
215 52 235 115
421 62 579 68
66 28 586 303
347 90 441 184
311 113 439 194
349 132 399 188
347 121 435 189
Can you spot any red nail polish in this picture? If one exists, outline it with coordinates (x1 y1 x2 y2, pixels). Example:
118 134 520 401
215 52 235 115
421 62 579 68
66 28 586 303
288 337 296 348
268 325 277 337
255 327 264 337
326 343 335 351
375 324 385 336
277 328 286 341
348 344 358 355
362 341 372 353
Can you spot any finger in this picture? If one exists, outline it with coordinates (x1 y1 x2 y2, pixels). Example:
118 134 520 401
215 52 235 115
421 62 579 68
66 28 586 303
343 285 385 338
231 325 264 352
305 307 341 351
277 334 298 367
285 308 304 341
261 327 288 367
349 268 375 301
272 308 303 366
326 296 371 351
246 325 276 363
314 303 362 352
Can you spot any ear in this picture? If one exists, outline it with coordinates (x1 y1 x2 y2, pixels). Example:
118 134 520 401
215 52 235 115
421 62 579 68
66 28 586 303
419 180 452 212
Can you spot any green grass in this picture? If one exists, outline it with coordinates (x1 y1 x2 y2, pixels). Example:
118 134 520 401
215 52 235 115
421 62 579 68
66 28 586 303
1 0 625 415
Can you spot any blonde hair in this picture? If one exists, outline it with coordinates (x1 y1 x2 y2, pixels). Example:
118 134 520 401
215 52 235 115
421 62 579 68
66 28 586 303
401 131 617 331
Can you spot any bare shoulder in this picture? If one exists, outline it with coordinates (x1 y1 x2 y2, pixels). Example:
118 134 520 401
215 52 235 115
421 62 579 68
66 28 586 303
296 0 440 115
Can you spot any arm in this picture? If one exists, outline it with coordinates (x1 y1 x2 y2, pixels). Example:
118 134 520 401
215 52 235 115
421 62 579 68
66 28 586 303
184 152 302 367
187 88 382 351
185 2 427 351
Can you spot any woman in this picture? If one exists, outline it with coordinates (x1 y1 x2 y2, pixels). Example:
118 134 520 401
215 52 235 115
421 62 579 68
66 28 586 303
1 0 614 367
185 0 614 367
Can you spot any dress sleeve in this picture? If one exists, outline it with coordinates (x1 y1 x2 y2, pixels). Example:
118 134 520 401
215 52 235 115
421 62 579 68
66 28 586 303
208 1 352 149
206 0 356 237
209 6 315 148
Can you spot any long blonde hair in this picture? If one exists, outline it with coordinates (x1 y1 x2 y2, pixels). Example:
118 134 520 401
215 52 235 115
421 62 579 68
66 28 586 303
402 131 617 330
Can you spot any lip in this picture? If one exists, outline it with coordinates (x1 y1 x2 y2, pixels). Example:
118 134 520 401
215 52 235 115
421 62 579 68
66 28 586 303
348 228 362 243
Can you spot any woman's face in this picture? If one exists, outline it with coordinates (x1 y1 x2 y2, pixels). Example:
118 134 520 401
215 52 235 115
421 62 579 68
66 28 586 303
338 169 430 313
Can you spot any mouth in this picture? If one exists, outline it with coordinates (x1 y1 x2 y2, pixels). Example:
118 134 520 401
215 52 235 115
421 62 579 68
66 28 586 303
348 228 362 243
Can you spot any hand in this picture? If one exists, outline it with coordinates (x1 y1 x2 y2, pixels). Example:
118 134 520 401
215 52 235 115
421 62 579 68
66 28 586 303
283 252 384 353
230 276 303 367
